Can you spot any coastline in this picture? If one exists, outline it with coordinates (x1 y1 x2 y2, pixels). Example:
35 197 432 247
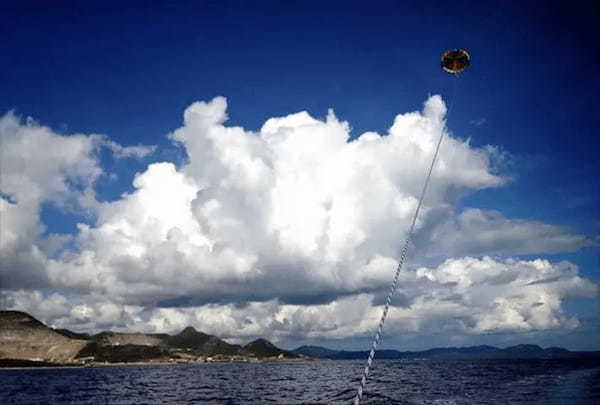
0 356 313 370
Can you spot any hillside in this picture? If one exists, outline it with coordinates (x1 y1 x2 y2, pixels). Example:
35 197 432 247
167 326 241 355
244 338 299 358
0 310 298 365
291 345 340 358
0 311 88 362
92 331 170 347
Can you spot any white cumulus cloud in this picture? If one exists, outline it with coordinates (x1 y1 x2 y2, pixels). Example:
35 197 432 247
40 95 510 305
1 97 596 346
0 112 154 289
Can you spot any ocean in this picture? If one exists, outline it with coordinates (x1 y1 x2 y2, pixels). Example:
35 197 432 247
1 358 599 404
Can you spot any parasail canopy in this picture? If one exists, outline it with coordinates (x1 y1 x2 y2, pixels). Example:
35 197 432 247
441 49 470 75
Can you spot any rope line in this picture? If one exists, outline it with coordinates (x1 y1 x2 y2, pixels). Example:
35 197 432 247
353 79 457 405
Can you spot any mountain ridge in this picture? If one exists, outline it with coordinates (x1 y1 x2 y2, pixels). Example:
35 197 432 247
3 310 598 366
292 343 597 360
0 310 298 365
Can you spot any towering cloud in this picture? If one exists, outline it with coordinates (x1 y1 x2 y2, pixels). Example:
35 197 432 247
0 96 596 344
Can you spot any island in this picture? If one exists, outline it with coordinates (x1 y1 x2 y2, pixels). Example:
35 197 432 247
2 310 599 368
0 310 301 367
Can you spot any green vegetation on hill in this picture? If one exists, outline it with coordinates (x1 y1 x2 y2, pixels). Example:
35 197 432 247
167 327 241 355
244 338 298 358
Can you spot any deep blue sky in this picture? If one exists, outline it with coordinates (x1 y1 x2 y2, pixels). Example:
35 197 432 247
4 1 598 235
2 0 599 345
3 1 599 199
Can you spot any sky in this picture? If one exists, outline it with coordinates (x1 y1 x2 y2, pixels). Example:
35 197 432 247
1 0 599 351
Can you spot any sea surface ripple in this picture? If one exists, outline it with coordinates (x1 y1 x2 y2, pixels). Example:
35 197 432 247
1 358 599 404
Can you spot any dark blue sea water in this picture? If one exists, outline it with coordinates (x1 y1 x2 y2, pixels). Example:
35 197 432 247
1 358 599 404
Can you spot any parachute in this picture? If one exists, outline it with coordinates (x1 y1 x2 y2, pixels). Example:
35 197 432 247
441 49 470 75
